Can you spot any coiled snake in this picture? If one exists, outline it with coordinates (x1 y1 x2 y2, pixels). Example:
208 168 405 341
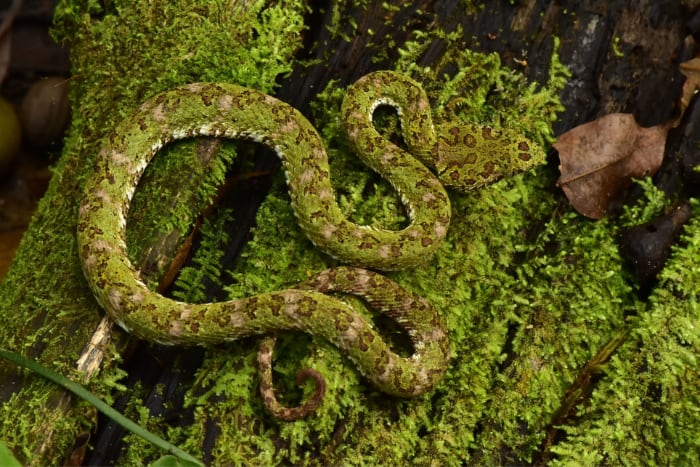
77 71 543 420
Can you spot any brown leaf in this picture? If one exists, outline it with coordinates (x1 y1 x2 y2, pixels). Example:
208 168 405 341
554 113 668 219
679 57 700 120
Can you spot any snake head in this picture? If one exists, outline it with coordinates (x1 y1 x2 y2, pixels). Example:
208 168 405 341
434 122 546 192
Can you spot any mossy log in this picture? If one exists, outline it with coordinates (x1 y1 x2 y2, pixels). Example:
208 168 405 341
1 1 699 465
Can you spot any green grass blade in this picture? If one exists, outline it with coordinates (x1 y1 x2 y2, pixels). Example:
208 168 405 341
0 348 203 466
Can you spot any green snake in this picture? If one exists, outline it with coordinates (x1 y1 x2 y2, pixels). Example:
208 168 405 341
77 71 543 420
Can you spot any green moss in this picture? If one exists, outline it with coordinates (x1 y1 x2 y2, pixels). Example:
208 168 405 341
158 27 566 465
619 177 673 227
548 198 700 465
2 1 569 460
6 1 692 465
172 208 234 304
0 0 307 463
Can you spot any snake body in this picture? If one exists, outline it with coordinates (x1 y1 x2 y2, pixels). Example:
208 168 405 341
77 71 543 417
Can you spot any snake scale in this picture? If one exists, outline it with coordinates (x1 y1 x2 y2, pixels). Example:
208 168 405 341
77 71 544 419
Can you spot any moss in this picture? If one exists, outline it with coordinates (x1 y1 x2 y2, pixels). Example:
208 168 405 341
172 208 235 304
159 27 566 465
5 1 691 465
0 0 307 463
619 177 673 227
0 0 569 461
548 198 700 465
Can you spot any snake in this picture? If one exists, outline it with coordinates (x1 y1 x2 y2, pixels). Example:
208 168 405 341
77 71 544 420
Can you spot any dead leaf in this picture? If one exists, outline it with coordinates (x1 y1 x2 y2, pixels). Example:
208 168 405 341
679 57 700 121
556 53 700 219
554 113 668 219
